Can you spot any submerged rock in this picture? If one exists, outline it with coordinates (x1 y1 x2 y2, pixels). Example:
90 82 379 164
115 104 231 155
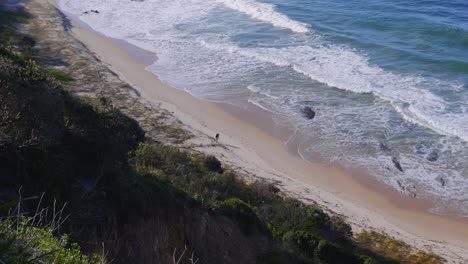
391 157 403 172
436 176 446 187
427 150 439 162
301 106 316 120
379 141 391 152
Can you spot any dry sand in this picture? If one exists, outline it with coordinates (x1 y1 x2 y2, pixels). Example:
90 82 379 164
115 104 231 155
43 1 468 262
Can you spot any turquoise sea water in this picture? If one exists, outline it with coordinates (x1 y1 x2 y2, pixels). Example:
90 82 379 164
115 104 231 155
59 0 468 215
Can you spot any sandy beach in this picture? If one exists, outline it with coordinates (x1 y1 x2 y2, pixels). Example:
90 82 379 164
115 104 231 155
30 0 468 262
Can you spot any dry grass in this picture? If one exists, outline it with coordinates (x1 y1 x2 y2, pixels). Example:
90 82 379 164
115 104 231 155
158 123 193 143
356 230 445 264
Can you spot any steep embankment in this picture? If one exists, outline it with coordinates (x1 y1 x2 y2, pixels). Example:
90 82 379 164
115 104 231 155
0 41 275 264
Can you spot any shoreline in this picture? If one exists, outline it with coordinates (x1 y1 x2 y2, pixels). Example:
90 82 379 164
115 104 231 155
49 2 468 262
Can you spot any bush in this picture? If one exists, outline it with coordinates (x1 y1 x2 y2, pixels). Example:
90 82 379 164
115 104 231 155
257 250 287 264
203 155 222 172
219 198 254 216
283 230 319 257
0 217 101 264
49 68 74 82
356 231 444 264
135 142 192 172
314 240 360 264
218 198 260 234
0 9 29 45
0 44 144 212
360 256 381 264
260 198 332 240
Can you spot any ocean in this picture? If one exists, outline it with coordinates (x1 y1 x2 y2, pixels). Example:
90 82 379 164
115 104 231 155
58 0 468 215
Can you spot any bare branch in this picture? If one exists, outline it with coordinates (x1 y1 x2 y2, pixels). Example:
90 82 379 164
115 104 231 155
173 245 188 264
189 252 199 264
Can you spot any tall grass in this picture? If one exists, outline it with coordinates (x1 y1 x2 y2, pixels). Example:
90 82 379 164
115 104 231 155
356 231 444 264
0 196 106 264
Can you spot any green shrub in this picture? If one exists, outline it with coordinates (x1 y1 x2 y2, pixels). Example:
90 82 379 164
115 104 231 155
218 198 260 234
331 216 352 237
257 250 287 264
49 69 74 82
0 217 100 264
219 198 253 216
20 35 36 48
0 9 29 45
135 142 192 172
203 155 222 172
356 231 443 264
314 240 360 264
360 256 381 264
283 230 319 257
0 44 144 209
261 198 332 240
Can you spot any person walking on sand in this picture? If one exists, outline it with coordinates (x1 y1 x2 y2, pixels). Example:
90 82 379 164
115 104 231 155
215 133 219 142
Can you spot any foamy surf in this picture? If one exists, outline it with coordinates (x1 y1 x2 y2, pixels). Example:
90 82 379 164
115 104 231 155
216 0 309 33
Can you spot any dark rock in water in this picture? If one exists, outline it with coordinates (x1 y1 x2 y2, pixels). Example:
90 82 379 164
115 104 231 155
83 11 89 14
427 150 439 162
91 10 100 13
436 176 446 187
391 157 403 172
379 141 391 152
301 107 316 120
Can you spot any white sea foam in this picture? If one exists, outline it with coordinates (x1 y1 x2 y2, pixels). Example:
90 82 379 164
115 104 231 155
395 104 468 142
216 0 309 33
247 84 261 93
58 0 216 41
247 84 280 99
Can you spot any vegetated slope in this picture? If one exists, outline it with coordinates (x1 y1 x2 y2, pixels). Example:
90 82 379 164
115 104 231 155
0 43 275 264
0 6 443 264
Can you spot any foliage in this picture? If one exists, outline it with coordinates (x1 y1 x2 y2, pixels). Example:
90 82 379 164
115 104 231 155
203 155 223 173
218 198 254 218
133 140 445 263
49 68 74 82
0 9 29 45
134 142 253 205
313 240 364 264
0 217 102 264
134 142 376 262
283 231 319 258
217 198 261 234
356 231 444 264
0 44 145 201
257 250 289 264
